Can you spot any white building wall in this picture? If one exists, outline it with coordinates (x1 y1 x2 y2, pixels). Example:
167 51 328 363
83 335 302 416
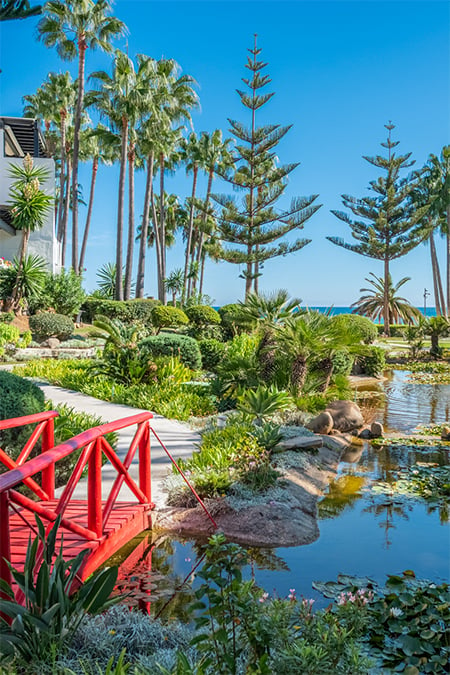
0 127 61 273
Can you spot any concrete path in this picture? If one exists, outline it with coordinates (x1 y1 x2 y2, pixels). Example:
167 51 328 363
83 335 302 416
36 383 200 507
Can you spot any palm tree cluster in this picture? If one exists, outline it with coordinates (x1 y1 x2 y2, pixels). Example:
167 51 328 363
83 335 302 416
12 1 448 318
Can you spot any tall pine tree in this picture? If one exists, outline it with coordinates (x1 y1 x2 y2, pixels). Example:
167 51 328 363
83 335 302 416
328 122 428 335
211 36 321 298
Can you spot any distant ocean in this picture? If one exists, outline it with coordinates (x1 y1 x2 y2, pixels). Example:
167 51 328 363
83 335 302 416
213 306 437 322
305 306 437 322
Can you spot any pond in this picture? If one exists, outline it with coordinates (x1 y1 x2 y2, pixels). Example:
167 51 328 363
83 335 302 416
112 370 450 617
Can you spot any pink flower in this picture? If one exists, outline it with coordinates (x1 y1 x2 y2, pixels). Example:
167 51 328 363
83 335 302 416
259 592 269 603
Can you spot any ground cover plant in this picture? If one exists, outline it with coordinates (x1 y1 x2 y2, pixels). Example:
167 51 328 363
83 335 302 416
13 358 217 422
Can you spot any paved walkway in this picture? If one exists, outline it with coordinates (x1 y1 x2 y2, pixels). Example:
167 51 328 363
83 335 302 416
36 383 200 507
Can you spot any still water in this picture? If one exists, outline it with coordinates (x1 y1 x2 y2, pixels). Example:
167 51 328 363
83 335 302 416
113 370 450 614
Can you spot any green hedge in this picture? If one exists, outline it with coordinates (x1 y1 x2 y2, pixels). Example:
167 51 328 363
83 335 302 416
0 371 45 461
376 324 408 337
331 350 354 375
81 297 160 324
139 333 201 370
29 313 74 341
199 338 226 372
331 314 378 344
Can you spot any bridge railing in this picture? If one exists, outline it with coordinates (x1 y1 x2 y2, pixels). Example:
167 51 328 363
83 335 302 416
0 410 58 500
0 411 154 592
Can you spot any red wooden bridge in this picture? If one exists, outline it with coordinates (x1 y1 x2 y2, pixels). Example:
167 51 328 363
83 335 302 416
0 410 216 602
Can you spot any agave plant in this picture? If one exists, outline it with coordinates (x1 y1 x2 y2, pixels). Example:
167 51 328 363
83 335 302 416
237 385 293 424
0 515 120 667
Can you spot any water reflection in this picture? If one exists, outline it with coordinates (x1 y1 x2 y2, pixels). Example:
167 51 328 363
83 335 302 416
358 370 450 433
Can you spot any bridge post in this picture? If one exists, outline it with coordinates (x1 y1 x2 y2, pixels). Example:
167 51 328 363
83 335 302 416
0 491 12 593
139 422 151 503
41 417 55 500
88 438 103 537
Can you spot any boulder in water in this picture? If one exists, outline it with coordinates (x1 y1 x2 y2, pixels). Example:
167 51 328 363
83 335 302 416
325 400 364 432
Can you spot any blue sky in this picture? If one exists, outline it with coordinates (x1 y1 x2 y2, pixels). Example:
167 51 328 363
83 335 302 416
1 0 449 305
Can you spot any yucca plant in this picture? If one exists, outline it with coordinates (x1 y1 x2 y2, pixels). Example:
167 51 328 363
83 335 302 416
0 515 120 669
237 385 292 424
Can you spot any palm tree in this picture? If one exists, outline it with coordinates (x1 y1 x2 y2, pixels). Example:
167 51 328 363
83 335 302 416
179 132 202 303
351 273 422 326
422 316 450 357
164 269 185 306
189 131 234 299
38 0 126 274
96 261 117 298
87 50 140 300
238 290 302 381
275 312 323 396
78 124 118 271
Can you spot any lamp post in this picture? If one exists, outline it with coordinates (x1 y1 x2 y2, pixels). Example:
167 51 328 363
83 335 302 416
423 288 430 317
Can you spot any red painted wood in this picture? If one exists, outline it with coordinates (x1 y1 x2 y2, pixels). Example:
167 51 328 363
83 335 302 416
41 418 55 499
139 422 151 502
0 447 48 501
0 410 58 431
17 420 47 465
0 492 12 592
88 439 103 537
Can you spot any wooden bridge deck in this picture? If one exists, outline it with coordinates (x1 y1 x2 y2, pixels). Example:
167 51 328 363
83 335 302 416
7 500 153 581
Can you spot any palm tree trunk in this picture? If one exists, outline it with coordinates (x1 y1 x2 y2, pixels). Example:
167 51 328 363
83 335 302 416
124 142 135 300
61 156 72 267
430 231 443 316
150 185 163 302
383 256 390 336
194 169 214 297
199 250 206 296
316 357 334 392
291 354 307 397
57 110 66 237
182 164 198 303
159 153 166 304
71 37 87 275
136 152 154 298
115 117 128 301
79 155 98 272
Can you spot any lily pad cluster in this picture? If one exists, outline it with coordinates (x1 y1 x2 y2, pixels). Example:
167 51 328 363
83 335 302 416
371 463 450 506
313 572 450 673
395 361 450 385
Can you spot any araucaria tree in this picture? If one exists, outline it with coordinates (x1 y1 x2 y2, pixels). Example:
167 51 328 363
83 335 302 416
212 36 321 298
328 122 428 335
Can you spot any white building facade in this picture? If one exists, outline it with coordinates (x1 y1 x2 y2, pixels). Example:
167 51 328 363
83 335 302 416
0 117 61 272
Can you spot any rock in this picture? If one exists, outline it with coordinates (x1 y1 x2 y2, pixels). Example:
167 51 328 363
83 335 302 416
370 421 384 438
324 400 364 432
359 427 372 439
441 426 450 441
274 436 323 452
41 337 60 348
306 411 334 435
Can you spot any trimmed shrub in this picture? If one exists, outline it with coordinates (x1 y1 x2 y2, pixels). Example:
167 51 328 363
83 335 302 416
185 305 221 326
0 371 45 460
139 333 201 370
81 297 160 324
150 305 189 333
199 338 226 372
357 346 386 376
332 314 378 344
29 313 74 341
